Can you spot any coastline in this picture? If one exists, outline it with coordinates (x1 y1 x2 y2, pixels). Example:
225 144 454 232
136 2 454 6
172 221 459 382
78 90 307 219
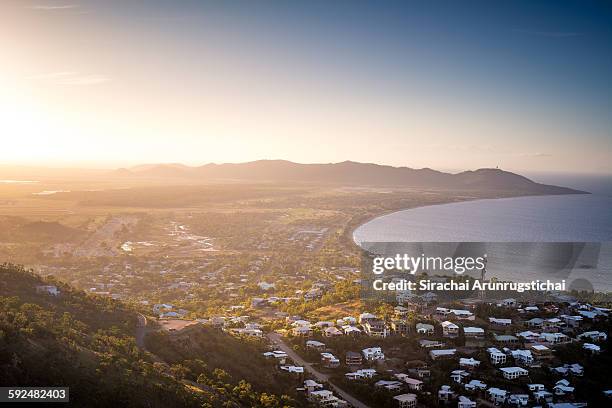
348 191 590 249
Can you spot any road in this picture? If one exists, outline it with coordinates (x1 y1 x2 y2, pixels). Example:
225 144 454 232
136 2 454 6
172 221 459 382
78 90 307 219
267 333 371 408
135 313 148 348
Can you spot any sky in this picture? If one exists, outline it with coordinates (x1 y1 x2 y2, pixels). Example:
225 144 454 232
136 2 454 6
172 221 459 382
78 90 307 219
1 0 611 174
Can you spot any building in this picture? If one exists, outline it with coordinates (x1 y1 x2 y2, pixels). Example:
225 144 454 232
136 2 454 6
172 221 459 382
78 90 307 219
459 357 480 369
500 366 529 380
391 319 410 335
362 347 385 361
415 323 434 335
511 349 534 366
306 340 326 351
363 319 389 337
345 369 377 380
463 326 485 339
541 332 570 344
430 349 456 360
577 330 607 342
375 380 403 392
393 393 417 408
490 317 512 326
442 321 459 338
451 370 470 383
308 390 347 407
438 385 455 404
465 379 487 391
488 387 508 405
320 352 340 368
487 347 507 365
345 351 362 366
395 374 424 391
494 333 520 345
458 395 476 408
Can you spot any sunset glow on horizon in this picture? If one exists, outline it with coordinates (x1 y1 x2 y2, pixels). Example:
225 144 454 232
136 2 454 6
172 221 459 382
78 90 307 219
1 0 611 174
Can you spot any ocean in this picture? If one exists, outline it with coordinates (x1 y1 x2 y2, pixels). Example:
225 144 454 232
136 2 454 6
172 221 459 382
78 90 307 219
354 176 612 292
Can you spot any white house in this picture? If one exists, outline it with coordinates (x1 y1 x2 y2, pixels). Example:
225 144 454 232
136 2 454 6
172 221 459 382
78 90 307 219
488 387 508 405
541 332 570 344
430 349 456 360
583 343 601 354
393 393 417 408
507 394 529 407
487 347 507 365
577 330 607 342
458 395 476 408
459 357 480 369
451 370 470 383
441 321 459 337
362 347 385 361
375 380 403 392
415 323 434 335
500 367 529 380
465 379 487 391
511 349 534 366
490 317 512 326
306 340 326 350
463 326 485 339
394 374 423 391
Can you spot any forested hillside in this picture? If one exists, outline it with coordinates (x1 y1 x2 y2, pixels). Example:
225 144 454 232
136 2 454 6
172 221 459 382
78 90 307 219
0 264 296 407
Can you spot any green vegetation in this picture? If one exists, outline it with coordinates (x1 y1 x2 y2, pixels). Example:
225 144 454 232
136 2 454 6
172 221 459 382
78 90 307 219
0 264 296 407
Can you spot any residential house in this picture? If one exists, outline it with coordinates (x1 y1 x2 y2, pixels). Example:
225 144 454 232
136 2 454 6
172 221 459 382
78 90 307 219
463 326 485 339
490 317 512 327
323 327 343 337
363 319 389 337
554 379 575 396
458 395 476 408
442 321 460 338
494 334 520 346
415 323 434 336
459 358 480 369
488 387 508 405
394 374 423 391
321 352 340 368
541 332 570 345
507 394 529 407
375 380 403 392
393 393 417 408
577 330 607 342
451 309 475 320
500 367 529 380
345 351 362 366
451 369 470 384
362 347 385 361
306 340 326 351
308 390 347 407
511 350 534 366
430 349 456 360
438 385 455 404
465 379 487 391
391 319 410 335
345 369 377 380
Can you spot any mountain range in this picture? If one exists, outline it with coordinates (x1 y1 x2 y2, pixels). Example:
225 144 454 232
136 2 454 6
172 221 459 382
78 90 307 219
113 160 585 194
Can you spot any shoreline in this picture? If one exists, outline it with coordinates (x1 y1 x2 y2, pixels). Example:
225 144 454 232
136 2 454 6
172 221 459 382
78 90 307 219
348 191 587 249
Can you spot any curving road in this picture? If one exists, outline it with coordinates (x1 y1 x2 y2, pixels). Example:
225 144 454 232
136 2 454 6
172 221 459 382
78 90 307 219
267 333 371 408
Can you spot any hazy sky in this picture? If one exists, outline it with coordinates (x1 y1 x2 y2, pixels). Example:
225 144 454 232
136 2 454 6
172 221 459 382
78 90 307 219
1 0 611 174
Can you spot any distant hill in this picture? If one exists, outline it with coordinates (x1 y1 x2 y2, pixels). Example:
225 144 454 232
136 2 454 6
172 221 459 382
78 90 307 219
115 160 586 194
